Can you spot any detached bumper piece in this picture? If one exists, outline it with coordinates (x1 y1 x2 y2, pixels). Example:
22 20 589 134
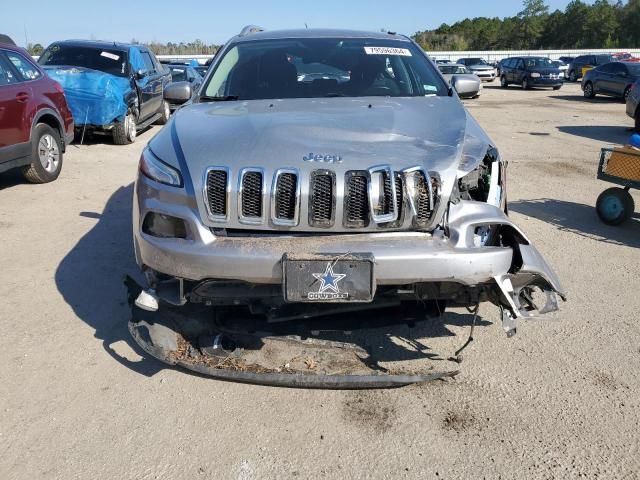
126 278 458 389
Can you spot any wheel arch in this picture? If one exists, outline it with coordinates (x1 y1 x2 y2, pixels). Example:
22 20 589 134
31 109 65 152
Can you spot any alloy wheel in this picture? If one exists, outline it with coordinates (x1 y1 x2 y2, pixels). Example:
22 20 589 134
37 134 60 173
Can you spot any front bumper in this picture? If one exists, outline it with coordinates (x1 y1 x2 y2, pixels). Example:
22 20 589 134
530 77 563 87
133 175 566 333
474 71 496 81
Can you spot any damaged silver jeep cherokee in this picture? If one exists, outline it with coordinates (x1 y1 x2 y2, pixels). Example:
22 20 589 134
129 27 566 387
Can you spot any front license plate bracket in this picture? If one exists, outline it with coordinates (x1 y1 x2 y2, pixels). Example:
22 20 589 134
283 253 375 303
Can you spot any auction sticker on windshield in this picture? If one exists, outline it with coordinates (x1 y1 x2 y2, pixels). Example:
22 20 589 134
100 51 120 61
364 47 412 56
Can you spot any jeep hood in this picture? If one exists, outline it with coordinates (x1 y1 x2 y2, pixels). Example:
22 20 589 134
43 66 132 126
151 96 491 199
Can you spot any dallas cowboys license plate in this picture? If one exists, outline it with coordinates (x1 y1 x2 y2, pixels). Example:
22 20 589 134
282 253 375 303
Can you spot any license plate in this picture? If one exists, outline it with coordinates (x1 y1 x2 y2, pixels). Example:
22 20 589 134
283 253 375 303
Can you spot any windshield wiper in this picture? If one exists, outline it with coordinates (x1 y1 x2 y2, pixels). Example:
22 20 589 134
201 95 239 102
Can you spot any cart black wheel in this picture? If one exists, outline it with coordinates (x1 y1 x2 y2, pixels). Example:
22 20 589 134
596 187 635 226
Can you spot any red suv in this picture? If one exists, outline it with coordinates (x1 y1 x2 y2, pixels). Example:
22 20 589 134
0 35 73 183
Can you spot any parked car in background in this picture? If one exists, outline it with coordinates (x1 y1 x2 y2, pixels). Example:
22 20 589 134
38 40 171 144
558 56 575 65
500 56 563 90
456 57 496 82
625 80 639 131
166 64 202 110
496 58 508 78
437 63 481 98
567 54 615 82
552 60 569 78
0 35 73 183
582 62 640 101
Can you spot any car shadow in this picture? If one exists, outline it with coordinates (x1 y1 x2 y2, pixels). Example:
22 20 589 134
56 184 492 380
556 125 633 144
0 169 29 190
510 198 640 248
55 183 164 377
551 94 623 103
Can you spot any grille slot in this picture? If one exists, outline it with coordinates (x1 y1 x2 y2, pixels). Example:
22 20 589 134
383 173 404 227
273 171 299 224
368 165 397 224
344 171 369 228
414 172 436 227
239 169 263 222
309 170 335 227
204 168 228 220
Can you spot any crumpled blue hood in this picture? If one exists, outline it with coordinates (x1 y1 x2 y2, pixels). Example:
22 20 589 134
43 66 132 126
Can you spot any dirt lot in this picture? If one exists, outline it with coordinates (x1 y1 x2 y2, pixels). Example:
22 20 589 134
1 82 639 479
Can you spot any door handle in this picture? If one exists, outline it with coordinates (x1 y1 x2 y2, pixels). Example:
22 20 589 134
15 92 29 102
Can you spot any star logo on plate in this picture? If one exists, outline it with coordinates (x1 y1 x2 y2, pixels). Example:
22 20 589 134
312 262 346 294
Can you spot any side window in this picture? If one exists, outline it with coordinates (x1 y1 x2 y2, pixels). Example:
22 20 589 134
0 53 19 85
612 63 627 75
598 63 614 73
141 51 156 73
5 51 41 81
148 51 162 71
516 59 525 70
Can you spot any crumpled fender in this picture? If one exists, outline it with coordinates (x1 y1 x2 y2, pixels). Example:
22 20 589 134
448 200 566 336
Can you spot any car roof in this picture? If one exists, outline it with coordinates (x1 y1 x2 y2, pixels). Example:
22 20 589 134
231 28 409 42
46 39 138 51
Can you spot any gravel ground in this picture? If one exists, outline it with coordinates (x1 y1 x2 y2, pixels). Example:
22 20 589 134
1 82 639 480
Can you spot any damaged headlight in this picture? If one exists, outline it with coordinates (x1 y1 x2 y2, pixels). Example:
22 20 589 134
139 148 183 187
455 146 503 207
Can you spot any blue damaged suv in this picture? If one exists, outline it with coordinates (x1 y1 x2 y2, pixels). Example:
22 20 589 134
38 40 171 144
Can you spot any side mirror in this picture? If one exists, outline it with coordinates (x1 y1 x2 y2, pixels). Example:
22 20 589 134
135 69 147 80
451 75 480 98
164 81 192 105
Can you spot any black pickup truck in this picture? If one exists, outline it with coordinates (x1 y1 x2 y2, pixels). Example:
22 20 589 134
38 40 171 144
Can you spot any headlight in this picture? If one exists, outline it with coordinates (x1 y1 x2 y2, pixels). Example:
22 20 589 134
530 72 541 78
139 148 183 187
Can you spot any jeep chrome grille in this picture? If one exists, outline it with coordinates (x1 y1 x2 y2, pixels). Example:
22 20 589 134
204 167 229 221
309 170 335 227
344 171 369 228
272 169 299 226
239 168 264 223
202 165 439 231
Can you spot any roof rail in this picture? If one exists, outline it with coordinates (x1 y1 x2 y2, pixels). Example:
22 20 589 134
238 25 265 37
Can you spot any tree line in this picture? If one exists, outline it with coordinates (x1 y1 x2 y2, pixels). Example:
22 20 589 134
413 0 640 51
26 39 220 57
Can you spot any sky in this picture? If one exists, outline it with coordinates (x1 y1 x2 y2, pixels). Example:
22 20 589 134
3 0 574 48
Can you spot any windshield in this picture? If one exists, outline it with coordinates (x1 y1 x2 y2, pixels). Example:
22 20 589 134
466 58 487 65
203 38 448 100
439 65 468 75
39 44 129 77
525 57 554 69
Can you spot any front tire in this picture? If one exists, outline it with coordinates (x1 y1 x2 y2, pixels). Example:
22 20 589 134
522 77 530 90
553 85 562 91
623 86 632 103
569 70 577 82
500 76 508 88
22 123 63 184
596 187 635 226
155 100 171 125
113 111 137 145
